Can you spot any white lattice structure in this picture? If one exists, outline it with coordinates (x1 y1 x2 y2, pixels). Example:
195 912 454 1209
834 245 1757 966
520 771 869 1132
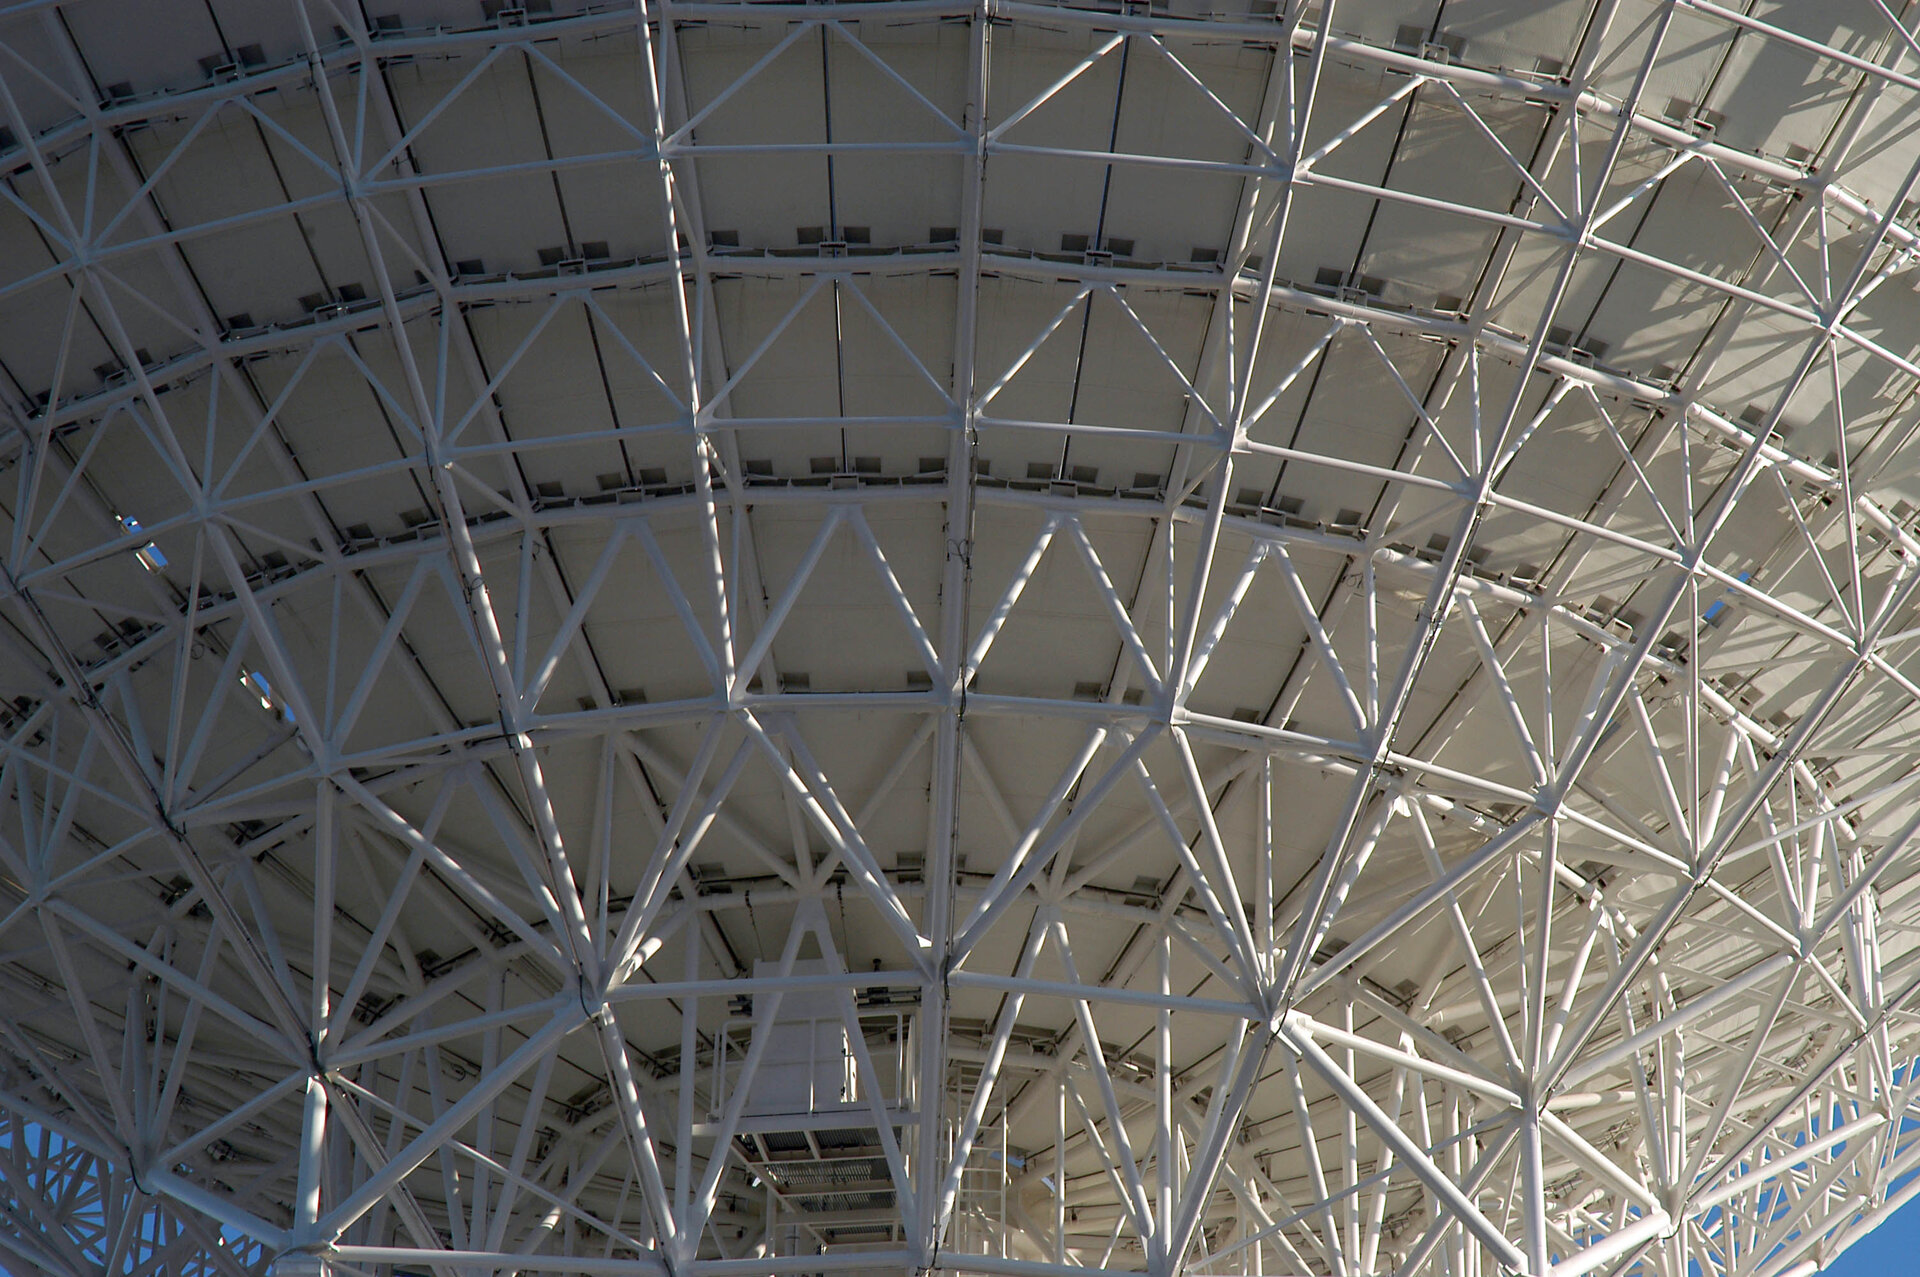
6 2 1920 1275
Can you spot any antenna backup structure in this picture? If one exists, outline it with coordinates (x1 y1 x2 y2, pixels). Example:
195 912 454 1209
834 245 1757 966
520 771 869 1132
0 3 1918 1277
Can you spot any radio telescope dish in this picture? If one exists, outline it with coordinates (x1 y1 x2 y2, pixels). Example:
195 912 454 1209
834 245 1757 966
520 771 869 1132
2 4 1920 1277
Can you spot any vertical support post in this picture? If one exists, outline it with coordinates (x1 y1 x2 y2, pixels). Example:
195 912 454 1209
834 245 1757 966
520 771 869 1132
1156 931 1173 1276
1259 756 1274 979
920 2 991 1266
677 912 700 1223
312 781 334 1050
293 1073 328 1247
1521 1100 1549 1277
269 1256 329 1277
1056 1071 1068 1265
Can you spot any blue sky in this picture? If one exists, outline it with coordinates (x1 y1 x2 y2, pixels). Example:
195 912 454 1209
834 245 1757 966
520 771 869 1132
1817 1194 1920 1275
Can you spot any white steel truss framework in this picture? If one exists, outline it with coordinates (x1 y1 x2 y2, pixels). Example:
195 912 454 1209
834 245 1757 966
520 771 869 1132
5 2 1920 1277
